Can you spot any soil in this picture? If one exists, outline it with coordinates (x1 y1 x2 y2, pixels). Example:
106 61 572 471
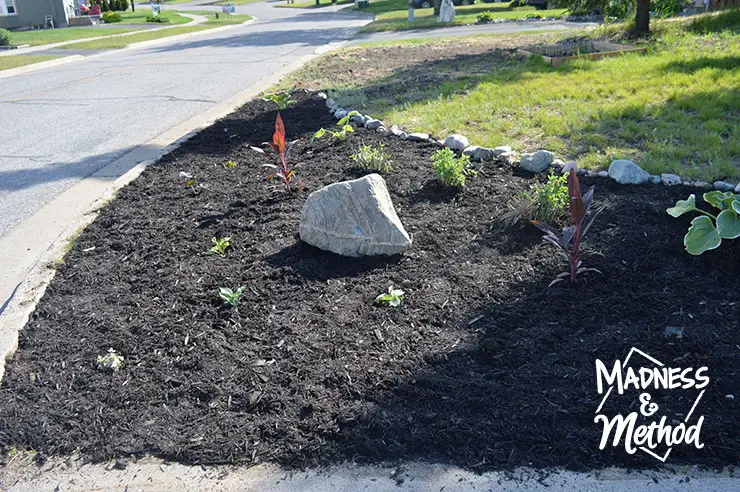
0 91 738 472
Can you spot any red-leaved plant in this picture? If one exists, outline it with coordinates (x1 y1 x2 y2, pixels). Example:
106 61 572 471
262 113 301 192
531 167 603 286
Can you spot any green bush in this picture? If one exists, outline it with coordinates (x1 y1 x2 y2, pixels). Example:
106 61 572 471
431 148 476 187
0 29 11 47
102 11 122 22
147 14 170 23
351 144 393 172
477 11 496 23
120 0 129 10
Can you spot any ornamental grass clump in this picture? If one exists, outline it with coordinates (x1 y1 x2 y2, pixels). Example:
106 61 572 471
503 172 569 226
431 148 476 187
531 168 603 286
351 144 392 172
667 191 740 255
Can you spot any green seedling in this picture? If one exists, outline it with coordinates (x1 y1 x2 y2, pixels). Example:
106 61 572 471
209 236 231 256
219 286 246 307
375 286 405 307
223 160 238 169
96 348 124 373
313 111 360 142
263 92 297 111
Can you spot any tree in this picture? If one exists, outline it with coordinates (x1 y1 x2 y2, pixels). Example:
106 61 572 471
556 0 651 36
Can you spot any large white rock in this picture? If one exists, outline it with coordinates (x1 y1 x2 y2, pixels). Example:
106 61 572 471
520 150 555 173
444 134 469 151
608 160 650 184
299 174 412 257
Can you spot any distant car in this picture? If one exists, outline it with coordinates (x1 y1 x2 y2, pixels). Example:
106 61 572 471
526 0 548 9
410 0 475 7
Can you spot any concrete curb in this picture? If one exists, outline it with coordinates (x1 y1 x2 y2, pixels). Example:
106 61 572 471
0 55 84 79
0 39 346 385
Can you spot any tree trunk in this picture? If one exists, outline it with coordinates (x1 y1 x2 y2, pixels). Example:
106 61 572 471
633 0 650 36
433 0 441 16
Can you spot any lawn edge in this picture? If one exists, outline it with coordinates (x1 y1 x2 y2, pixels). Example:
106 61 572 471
0 55 78 78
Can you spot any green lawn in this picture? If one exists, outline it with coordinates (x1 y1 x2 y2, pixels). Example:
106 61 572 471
279 11 740 180
117 10 192 24
0 55 59 71
60 13 250 49
356 0 568 32
8 27 139 46
275 0 353 9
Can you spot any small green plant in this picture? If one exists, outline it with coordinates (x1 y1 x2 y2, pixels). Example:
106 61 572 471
219 286 246 307
666 191 740 255
431 148 476 187
375 286 405 307
350 144 392 172
146 14 170 23
223 160 238 169
96 348 124 372
313 112 359 142
208 236 231 256
102 11 122 22
477 11 496 23
0 29 12 47
504 172 569 226
263 92 297 111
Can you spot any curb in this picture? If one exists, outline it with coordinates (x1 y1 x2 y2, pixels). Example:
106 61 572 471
0 55 84 79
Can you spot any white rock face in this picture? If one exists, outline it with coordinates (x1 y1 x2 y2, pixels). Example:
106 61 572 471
299 174 412 257
608 160 650 184
444 134 469 151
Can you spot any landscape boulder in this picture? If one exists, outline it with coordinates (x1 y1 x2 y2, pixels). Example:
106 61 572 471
519 150 554 173
608 160 650 184
299 174 412 257
444 134 469 151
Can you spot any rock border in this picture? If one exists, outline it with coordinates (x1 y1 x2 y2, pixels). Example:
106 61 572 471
318 92 740 193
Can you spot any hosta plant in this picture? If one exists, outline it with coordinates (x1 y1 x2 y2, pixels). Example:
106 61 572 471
350 144 392 172
219 286 246 307
531 168 603 286
375 286 405 307
262 113 301 192
263 92 297 111
667 191 740 255
96 348 124 373
431 148 476 187
313 112 359 142
208 236 231 256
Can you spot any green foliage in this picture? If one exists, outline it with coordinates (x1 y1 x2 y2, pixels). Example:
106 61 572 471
263 92 297 111
667 192 740 255
0 29 11 47
477 11 496 23
505 172 569 226
120 0 129 10
147 14 170 22
219 286 246 307
101 0 110 12
375 286 405 307
350 144 392 172
653 0 690 17
431 148 476 187
208 236 231 256
102 11 123 22
223 160 238 169
313 111 359 142
96 348 124 372
525 12 542 18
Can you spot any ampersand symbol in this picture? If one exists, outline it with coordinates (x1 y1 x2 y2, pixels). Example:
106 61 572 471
639 392 659 417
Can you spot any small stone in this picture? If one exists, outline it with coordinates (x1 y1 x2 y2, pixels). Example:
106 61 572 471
350 113 367 126
663 326 684 339
735 183 740 193
299 174 412 257
550 159 564 170
326 98 335 109
713 180 735 192
399 132 408 140
493 146 511 158
334 109 348 119
519 150 555 173
649 175 661 184
376 126 390 135
444 134 469 151
497 151 516 165
598 171 609 178
317 92 328 100
562 161 577 174
407 133 429 142
608 160 650 184
694 181 712 189
389 125 404 137
586 170 599 177
727 395 735 400
463 146 495 162
661 173 682 186
365 118 382 130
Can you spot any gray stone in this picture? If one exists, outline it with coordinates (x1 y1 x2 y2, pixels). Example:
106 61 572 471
714 180 735 192
519 150 555 173
463 146 495 162
649 175 661 184
497 151 516 165
317 92 328 100
736 182 740 193
695 181 712 189
608 160 650 184
334 109 349 120
598 171 609 178
493 146 511 158
561 161 577 174
407 133 429 142
389 125 404 137
376 126 390 135
444 134 469 151
550 158 564 170
350 113 367 126
399 132 408 140
299 174 412 257
663 326 684 339
661 173 682 186
365 118 382 130
326 98 335 109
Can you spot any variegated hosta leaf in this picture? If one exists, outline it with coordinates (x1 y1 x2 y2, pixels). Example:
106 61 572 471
716 209 740 239
732 199 740 214
667 195 697 217
684 215 721 255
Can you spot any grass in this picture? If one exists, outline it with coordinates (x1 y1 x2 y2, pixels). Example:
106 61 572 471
279 10 740 180
275 0 353 8
8 27 139 46
0 55 59 71
117 10 192 24
356 0 568 32
60 13 249 49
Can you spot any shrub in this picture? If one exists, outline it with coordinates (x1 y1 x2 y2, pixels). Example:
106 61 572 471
477 11 496 23
504 172 569 226
0 29 11 47
147 14 170 23
431 148 476 187
350 144 392 172
667 191 740 255
102 11 122 22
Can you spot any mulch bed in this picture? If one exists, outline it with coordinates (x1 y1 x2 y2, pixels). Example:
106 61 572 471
0 91 737 472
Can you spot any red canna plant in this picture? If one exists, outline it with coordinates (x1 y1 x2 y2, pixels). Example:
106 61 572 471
262 113 301 192
531 167 603 286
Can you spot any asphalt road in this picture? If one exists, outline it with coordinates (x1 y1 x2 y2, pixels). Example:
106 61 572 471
0 1 595 239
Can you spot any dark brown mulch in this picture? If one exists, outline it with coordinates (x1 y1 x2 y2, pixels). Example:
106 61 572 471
0 91 737 472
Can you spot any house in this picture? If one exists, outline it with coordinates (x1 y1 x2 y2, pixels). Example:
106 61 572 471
0 0 77 30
